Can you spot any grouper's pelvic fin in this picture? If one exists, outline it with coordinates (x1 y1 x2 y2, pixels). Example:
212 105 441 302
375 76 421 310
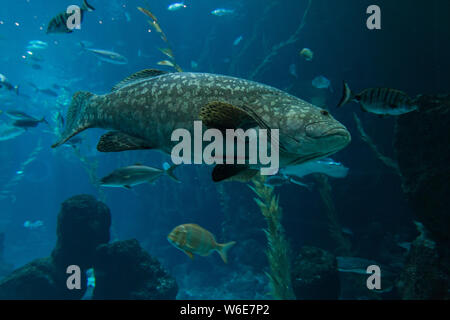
51 91 94 148
337 81 355 108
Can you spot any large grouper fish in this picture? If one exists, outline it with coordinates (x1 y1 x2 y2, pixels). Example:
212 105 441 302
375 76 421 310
52 70 351 181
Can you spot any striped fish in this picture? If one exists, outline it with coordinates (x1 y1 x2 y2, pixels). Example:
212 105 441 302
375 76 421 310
168 224 236 263
46 0 95 34
338 81 418 116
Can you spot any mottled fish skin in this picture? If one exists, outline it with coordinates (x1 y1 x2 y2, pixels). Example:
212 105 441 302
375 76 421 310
55 72 351 167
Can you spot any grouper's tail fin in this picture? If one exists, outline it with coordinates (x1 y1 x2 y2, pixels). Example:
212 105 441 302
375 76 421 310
52 91 94 148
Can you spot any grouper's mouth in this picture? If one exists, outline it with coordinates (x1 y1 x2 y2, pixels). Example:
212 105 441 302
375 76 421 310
321 126 350 138
284 125 351 167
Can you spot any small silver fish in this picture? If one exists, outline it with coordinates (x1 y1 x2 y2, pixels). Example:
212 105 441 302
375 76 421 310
312 76 332 92
281 158 349 179
0 123 25 141
168 3 187 11
211 8 235 16
5 110 36 121
80 42 128 65
338 81 419 116
27 40 48 51
100 163 180 189
233 35 244 46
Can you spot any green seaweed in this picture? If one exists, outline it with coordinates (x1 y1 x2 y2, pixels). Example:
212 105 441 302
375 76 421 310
250 175 295 300
314 174 352 256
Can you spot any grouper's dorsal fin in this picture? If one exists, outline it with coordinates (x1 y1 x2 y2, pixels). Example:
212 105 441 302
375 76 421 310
97 131 153 152
111 69 168 91
199 101 258 130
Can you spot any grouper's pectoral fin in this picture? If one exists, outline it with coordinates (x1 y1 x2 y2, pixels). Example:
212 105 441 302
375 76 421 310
212 164 258 182
199 101 258 130
97 131 153 152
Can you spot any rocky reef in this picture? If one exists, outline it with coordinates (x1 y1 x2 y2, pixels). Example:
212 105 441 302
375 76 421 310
0 233 13 280
93 239 178 299
394 94 450 242
394 94 450 299
291 246 340 300
0 195 177 300
396 223 450 299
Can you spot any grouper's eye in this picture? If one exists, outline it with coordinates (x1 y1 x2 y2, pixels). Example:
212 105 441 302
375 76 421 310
321 110 330 116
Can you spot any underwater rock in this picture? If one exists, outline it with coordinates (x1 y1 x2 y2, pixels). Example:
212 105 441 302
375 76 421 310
394 94 450 242
396 225 449 299
0 195 111 299
93 239 178 300
0 233 13 280
0 233 3 261
0 257 63 299
291 246 340 300
52 194 111 269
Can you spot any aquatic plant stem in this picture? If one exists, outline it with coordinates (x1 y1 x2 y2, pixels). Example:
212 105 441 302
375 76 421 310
250 175 296 300
315 174 352 256
249 0 313 80
353 113 401 175
0 138 43 203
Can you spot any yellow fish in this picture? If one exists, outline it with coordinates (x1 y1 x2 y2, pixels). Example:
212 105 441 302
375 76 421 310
168 224 236 263
158 48 174 59
157 60 175 67
137 6 158 22
300 48 314 61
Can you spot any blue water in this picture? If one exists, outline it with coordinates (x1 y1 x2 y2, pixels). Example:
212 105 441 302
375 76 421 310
0 0 448 299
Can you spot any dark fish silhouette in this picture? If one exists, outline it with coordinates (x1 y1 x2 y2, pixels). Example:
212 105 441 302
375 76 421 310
13 118 48 129
0 74 19 95
338 81 419 116
46 0 95 34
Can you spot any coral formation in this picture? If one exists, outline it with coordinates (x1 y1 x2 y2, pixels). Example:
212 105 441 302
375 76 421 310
291 246 340 300
250 175 295 300
93 239 177 299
